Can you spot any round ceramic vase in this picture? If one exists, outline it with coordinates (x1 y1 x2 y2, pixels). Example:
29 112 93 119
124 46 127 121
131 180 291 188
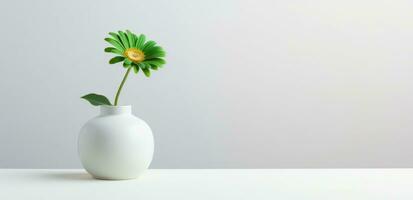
78 105 154 180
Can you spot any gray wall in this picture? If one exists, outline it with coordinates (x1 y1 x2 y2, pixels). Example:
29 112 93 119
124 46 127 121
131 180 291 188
1 0 412 168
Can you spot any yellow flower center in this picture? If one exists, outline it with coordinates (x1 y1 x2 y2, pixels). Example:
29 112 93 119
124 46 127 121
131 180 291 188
124 48 145 63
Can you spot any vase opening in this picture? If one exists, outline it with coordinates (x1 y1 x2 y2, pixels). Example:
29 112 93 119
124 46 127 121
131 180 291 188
100 105 132 115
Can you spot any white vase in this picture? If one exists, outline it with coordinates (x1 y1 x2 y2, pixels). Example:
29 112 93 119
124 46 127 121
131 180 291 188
78 105 154 180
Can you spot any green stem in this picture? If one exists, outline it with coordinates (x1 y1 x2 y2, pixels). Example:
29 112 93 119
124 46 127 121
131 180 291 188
114 67 132 106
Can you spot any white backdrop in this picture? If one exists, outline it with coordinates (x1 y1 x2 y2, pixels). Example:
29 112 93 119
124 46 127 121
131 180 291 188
0 0 412 168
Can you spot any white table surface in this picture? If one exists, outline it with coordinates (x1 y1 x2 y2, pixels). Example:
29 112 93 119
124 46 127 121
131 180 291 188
1 169 413 200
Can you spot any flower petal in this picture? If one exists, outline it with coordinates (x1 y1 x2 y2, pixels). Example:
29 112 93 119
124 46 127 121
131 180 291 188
145 51 166 60
108 32 124 47
144 46 166 59
136 34 146 49
137 62 146 69
118 31 130 49
142 58 165 68
150 64 158 70
142 40 156 52
123 59 132 68
126 30 135 48
105 38 125 51
109 56 125 64
142 68 151 77
132 63 140 74
104 47 123 55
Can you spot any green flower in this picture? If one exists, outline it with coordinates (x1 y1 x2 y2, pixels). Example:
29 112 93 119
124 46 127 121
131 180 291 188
81 30 167 106
104 30 166 77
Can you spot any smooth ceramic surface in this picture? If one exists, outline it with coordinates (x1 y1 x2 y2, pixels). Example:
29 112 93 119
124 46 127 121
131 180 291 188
78 105 154 180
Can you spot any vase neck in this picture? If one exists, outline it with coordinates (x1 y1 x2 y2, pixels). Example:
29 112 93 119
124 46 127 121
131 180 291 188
100 105 132 115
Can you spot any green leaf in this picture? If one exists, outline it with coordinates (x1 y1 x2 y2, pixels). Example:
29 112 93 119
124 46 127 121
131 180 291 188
105 38 125 51
81 93 112 106
104 47 123 55
109 56 125 64
126 30 135 47
142 68 151 77
118 31 130 48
